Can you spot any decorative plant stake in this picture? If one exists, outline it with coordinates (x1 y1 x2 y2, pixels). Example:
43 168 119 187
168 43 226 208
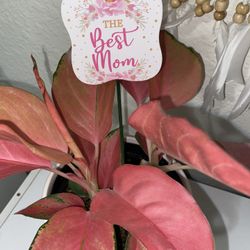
3 30 250 249
61 0 163 85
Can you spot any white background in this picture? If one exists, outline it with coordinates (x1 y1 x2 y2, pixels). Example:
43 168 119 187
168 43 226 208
0 1 250 249
1 0 250 140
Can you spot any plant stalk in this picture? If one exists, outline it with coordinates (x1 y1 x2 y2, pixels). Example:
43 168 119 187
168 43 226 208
72 159 99 197
93 143 101 188
116 81 125 164
31 55 84 160
68 163 84 178
50 168 93 195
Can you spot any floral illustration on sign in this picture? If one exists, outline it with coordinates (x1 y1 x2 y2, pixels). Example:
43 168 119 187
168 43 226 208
85 59 148 82
62 0 162 84
75 0 149 30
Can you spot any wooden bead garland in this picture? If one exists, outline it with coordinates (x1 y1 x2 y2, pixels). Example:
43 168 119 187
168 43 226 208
233 2 249 23
211 0 229 21
170 0 182 9
195 5 205 16
236 2 250 15
196 0 207 5
169 0 250 24
233 13 246 23
195 0 213 16
202 0 214 13
195 0 229 20
170 0 188 8
215 0 229 12
214 10 227 20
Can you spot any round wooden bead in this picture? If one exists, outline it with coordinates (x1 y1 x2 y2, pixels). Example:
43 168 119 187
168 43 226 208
202 1 214 13
215 0 229 12
214 11 227 20
195 5 205 16
233 13 246 23
170 0 181 8
196 0 206 5
236 2 250 15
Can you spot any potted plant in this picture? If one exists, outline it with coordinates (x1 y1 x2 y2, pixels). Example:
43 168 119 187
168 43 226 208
1 30 250 250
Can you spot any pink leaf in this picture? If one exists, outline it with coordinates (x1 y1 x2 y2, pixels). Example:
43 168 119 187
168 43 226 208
52 51 116 145
31 55 83 159
0 128 49 169
219 142 250 169
71 129 120 189
126 236 146 250
18 193 84 220
71 131 95 165
121 81 149 106
135 132 148 155
0 159 49 180
98 129 121 189
129 101 250 196
30 207 115 250
0 124 71 167
0 86 68 153
149 31 204 109
91 165 214 250
0 87 73 178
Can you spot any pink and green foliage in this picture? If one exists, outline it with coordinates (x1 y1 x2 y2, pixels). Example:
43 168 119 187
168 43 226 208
97 129 121 189
17 193 84 220
129 101 250 196
0 87 72 178
148 31 204 109
52 51 116 147
121 31 204 109
126 236 146 250
1 30 250 249
91 165 214 250
120 81 149 106
29 207 115 250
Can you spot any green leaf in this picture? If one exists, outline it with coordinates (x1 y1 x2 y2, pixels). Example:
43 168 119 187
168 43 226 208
68 181 86 197
18 193 84 220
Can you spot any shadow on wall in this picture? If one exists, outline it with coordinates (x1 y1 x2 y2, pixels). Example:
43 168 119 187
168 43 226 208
0 46 57 96
168 105 250 196
0 68 35 213
0 67 42 97
168 105 248 142
0 54 56 213
0 173 27 213
42 47 54 85
190 181 230 250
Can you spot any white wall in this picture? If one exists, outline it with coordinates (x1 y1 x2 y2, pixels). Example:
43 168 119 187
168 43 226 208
0 0 71 211
1 2 250 249
1 0 250 142
177 6 250 142
0 0 70 93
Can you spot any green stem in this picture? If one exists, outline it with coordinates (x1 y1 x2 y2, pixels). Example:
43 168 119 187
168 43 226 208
72 159 98 197
146 138 153 164
116 81 125 164
50 168 92 194
94 143 101 187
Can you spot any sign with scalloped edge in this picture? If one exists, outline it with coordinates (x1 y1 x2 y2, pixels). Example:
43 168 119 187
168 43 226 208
61 0 163 85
